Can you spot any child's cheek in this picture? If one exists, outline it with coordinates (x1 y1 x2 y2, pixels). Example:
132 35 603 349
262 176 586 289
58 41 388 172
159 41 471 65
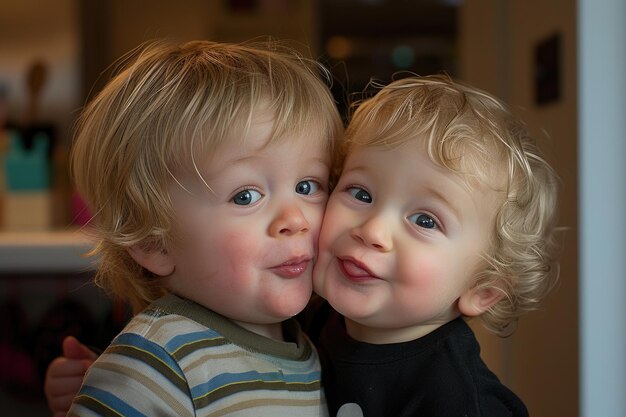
220 229 260 272
397 255 442 290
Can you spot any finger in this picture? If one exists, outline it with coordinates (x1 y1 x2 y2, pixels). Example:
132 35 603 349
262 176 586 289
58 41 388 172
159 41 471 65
44 359 90 406
46 357 89 380
62 335 99 360
45 374 86 396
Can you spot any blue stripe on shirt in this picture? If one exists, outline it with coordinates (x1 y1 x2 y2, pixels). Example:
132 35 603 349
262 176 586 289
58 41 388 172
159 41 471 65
79 385 149 417
111 333 185 379
190 370 322 398
166 329 224 352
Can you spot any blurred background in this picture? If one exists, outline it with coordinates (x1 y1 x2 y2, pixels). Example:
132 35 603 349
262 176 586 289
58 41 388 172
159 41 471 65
0 0 623 416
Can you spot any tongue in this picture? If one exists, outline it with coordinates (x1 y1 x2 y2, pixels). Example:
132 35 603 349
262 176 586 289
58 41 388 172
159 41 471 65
342 260 371 277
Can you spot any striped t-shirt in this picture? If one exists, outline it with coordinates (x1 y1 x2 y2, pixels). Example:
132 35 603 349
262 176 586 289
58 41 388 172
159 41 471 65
68 294 327 417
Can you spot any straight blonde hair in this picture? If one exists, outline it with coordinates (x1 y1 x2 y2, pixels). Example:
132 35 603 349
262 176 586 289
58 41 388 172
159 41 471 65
72 40 343 313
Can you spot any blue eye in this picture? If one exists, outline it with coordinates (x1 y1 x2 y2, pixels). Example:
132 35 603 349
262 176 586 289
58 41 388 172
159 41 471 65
232 189 262 205
296 180 319 195
408 213 437 229
348 187 372 203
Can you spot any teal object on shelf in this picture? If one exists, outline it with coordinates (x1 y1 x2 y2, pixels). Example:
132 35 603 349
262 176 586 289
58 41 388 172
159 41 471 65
4 130 51 191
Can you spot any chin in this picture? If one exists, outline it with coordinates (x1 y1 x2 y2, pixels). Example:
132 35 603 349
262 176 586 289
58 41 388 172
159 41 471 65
331 302 367 321
325 285 376 320
273 289 312 319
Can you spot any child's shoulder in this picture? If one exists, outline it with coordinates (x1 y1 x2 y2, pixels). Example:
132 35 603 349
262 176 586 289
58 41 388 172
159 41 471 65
110 305 215 355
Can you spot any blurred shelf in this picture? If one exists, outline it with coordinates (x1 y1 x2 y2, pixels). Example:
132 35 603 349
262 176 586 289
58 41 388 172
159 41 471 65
0 229 96 273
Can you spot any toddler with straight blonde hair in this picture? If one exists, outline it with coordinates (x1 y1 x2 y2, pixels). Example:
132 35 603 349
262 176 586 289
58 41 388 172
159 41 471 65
61 39 343 417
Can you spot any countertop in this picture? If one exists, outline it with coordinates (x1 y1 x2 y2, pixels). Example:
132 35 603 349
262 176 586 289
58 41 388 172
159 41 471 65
0 229 96 273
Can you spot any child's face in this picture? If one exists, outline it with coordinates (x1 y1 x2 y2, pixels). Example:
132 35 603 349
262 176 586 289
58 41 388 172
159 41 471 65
313 139 502 343
166 110 330 331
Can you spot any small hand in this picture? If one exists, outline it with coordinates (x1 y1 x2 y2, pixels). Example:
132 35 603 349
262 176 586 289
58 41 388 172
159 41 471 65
44 336 98 417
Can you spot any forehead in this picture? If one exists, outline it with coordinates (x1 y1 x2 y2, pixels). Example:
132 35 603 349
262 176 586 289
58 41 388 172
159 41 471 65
349 128 506 190
345 140 452 183
171 118 331 197
179 105 330 172
346 138 504 200
219 111 330 162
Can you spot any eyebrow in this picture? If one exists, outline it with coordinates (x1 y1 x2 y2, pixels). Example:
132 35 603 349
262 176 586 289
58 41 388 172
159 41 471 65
424 185 463 223
202 153 330 182
312 156 332 169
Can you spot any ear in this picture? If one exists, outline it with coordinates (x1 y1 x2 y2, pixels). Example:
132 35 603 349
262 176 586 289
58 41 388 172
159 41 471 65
127 242 175 277
458 286 504 317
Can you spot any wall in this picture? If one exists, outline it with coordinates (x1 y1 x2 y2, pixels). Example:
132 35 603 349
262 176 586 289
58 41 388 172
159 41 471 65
80 0 318 102
459 1 578 416
578 0 626 415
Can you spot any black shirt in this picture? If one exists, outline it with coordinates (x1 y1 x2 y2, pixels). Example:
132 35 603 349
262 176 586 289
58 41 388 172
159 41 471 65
309 304 528 417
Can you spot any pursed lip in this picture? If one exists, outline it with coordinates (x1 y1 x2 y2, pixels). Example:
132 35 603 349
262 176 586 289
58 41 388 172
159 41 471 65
270 255 312 278
337 256 381 282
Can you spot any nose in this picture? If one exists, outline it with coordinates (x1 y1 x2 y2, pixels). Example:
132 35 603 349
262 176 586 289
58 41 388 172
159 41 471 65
350 214 392 252
269 204 310 237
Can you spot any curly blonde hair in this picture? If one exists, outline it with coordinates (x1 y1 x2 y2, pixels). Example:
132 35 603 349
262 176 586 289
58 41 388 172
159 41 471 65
341 74 560 336
71 40 343 313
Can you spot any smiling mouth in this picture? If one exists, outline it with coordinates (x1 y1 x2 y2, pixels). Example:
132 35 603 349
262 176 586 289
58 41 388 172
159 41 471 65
338 257 380 282
270 257 311 278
